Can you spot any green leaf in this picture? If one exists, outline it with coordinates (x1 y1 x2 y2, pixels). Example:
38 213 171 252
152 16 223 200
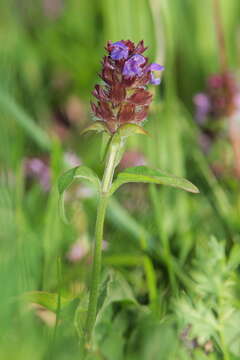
100 132 112 162
126 315 178 360
58 166 101 222
94 307 128 360
92 270 137 351
224 310 240 357
81 121 111 136
22 291 74 312
109 132 127 170
110 166 200 195
58 166 100 195
96 270 137 324
74 293 89 339
117 123 149 138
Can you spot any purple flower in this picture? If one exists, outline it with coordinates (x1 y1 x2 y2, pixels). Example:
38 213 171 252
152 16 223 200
149 63 164 71
150 73 161 85
149 63 165 85
66 239 88 263
43 0 63 19
25 158 50 191
123 55 146 78
234 93 240 110
64 151 82 168
110 41 129 60
193 93 211 125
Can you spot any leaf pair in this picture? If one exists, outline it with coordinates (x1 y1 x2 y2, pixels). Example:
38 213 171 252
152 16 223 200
58 164 199 197
81 121 148 138
58 164 199 222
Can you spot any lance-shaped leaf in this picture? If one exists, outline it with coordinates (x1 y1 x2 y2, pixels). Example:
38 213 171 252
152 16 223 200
110 166 200 195
117 123 149 138
58 166 101 222
81 121 111 136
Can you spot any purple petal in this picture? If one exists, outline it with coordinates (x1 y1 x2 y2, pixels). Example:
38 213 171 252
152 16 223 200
150 73 161 85
122 55 146 78
149 63 165 71
110 41 129 60
112 41 126 46
130 54 146 65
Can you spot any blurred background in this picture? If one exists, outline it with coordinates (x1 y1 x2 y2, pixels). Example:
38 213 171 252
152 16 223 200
0 0 240 359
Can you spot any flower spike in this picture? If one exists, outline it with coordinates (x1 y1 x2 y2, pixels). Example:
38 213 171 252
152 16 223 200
91 40 164 133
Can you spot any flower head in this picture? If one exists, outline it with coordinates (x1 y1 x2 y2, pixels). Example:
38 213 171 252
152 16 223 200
91 40 164 133
194 72 239 124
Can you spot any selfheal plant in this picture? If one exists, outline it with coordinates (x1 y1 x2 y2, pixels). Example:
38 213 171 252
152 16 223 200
58 40 199 352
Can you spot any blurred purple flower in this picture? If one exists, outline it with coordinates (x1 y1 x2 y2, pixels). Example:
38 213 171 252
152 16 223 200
110 41 129 60
119 150 147 170
64 151 82 168
208 74 223 89
193 93 211 125
25 158 50 192
43 0 64 19
67 238 107 263
234 93 240 110
66 239 88 263
198 133 213 154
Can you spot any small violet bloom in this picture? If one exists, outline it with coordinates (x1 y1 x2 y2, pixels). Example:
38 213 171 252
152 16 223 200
150 74 161 85
110 41 129 60
149 63 165 85
123 55 146 78
25 158 50 192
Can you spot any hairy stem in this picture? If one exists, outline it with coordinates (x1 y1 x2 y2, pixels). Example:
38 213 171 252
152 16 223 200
85 195 108 343
85 136 121 344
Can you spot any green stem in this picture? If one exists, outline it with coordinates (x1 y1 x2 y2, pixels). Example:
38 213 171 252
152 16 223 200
102 136 121 194
85 194 108 342
53 257 62 343
85 136 121 344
